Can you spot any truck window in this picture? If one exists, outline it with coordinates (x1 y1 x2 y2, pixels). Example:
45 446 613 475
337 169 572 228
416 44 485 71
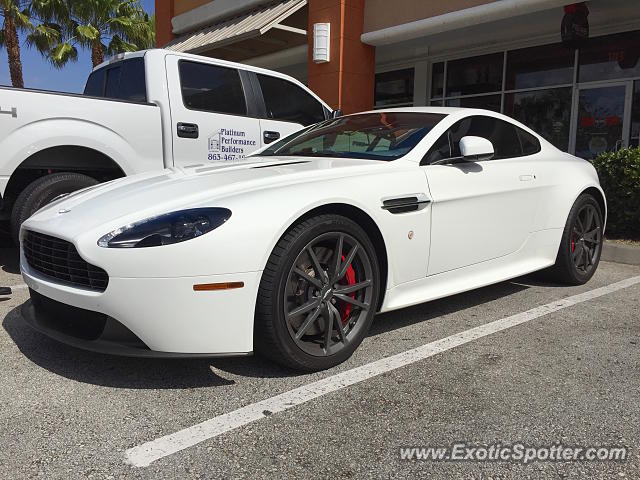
257 74 326 126
83 57 147 102
119 58 147 102
84 68 106 97
105 67 121 98
179 61 247 116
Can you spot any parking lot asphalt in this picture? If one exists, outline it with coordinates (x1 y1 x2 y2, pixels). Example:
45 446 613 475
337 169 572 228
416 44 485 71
0 242 638 480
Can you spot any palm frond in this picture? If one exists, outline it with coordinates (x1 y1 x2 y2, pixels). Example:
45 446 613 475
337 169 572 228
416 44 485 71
25 22 61 52
49 41 77 68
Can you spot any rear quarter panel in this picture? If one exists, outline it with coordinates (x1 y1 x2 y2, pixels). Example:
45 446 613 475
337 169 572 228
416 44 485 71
0 87 163 196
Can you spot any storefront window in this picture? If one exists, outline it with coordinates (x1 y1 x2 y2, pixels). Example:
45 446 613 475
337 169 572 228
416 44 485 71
504 88 572 150
631 81 640 148
446 53 503 97
431 62 444 98
506 43 574 90
578 30 640 83
374 68 414 108
445 95 501 112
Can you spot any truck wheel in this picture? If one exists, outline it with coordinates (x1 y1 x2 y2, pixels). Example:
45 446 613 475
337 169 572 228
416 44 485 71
10 173 98 244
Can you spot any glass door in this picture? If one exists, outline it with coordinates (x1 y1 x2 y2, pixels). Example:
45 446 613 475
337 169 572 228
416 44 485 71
572 82 632 159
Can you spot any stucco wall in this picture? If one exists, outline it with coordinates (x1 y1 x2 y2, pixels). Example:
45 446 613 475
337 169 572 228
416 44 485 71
363 0 498 32
174 0 211 16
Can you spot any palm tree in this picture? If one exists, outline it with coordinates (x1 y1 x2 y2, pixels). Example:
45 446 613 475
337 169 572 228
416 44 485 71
36 0 154 68
0 0 34 88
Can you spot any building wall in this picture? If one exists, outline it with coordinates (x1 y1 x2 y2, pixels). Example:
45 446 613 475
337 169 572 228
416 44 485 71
155 0 174 47
174 0 211 16
363 0 497 33
307 0 375 113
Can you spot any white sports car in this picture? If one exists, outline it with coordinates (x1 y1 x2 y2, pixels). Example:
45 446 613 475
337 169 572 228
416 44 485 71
20 108 606 371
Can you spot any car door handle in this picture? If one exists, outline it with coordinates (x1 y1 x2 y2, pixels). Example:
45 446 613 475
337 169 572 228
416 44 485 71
177 122 199 139
519 174 535 181
263 131 280 144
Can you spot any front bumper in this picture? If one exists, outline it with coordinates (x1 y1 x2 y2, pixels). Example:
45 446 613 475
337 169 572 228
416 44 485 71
21 258 263 356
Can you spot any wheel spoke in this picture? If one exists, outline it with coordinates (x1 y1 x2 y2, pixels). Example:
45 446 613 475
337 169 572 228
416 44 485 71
335 244 359 282
334 293 369 310
329 302 348 344
583 228 600 243
572 243 584 264
576 215 585 235
307 246 327 283
332 234 344 280
293 267 323 288
295 306 322 340
582 245 590 269
288 298 320 318
584 207 595 232
322 305 333 354
334 279 371 295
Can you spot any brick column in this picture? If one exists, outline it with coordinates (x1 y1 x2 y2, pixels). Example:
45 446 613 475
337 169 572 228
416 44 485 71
155 0 175 48
308 0 375 114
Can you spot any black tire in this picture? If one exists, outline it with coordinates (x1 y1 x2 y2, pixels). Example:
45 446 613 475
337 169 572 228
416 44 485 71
10 173 98 244
549 193 604 285
255 214 380 371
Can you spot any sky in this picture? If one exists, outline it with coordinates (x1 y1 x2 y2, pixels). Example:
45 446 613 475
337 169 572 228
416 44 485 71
0 0 155 93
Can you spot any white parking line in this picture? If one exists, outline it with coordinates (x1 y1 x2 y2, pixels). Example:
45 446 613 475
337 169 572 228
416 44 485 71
125 275 640 468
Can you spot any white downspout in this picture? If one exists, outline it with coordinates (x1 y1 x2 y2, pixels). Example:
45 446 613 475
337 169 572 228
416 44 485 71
361 0 590 46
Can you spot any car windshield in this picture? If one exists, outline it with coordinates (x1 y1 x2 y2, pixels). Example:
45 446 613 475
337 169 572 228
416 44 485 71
255 112 446 161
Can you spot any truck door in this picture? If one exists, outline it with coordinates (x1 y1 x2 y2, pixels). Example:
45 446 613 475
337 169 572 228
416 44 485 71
253 73 328 146
165 55 262 166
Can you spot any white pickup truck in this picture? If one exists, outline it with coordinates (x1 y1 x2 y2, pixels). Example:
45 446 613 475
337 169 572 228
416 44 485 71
0 48 333 241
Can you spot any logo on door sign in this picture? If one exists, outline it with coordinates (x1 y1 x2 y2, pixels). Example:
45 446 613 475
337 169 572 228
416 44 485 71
207 128 258 161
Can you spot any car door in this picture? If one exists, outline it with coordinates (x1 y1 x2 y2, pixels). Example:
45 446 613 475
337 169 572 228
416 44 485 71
423 115 543 275
165 56 262 166
253 73 328 146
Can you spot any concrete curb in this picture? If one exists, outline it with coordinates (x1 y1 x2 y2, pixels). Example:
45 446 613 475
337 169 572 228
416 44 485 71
602 241 640 266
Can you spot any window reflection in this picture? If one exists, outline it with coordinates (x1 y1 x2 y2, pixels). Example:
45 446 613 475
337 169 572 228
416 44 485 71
375 69 415 108
504 88 572 150
446 53 503 97
431 62 444 97
506 43 574 90
446 95 501 112
631 81 640 148
579 30 640 82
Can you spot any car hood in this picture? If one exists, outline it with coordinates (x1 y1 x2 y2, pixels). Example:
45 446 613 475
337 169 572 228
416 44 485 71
23 156 388 239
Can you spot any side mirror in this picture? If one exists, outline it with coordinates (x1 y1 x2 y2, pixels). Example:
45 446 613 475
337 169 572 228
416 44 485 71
332 109 343 119
459 136 494 162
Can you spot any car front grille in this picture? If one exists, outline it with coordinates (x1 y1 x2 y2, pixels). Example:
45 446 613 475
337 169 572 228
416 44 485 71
23 231 109 292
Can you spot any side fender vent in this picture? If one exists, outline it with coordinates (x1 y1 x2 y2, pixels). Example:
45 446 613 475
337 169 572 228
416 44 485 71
381 196 430 214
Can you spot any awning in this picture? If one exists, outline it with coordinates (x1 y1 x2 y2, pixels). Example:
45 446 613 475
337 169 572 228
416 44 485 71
166 0 307 54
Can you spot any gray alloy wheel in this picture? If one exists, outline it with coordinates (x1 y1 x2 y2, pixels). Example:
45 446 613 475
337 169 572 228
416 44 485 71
255 214 380 371
550 193 604 285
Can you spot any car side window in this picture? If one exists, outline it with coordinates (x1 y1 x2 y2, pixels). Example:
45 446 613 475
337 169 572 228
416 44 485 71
179 61 247 116
423 115 538 164
257 74 326 126
517 128 542 155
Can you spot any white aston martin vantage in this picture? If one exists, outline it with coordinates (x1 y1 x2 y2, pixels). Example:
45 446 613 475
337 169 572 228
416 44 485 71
20 108 606 371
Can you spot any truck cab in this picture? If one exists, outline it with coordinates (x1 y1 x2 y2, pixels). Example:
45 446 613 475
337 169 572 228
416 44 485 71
0 49 333 242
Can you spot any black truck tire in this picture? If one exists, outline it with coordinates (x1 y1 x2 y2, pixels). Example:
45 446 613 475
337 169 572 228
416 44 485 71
10 173 98 244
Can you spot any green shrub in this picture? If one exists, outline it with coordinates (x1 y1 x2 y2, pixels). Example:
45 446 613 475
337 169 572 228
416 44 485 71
591 147 640 238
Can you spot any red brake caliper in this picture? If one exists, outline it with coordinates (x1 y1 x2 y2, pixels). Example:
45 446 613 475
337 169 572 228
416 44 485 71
571 235 576 252
339 255 356 325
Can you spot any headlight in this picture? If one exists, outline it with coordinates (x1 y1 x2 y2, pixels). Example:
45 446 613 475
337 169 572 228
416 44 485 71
98 208 231 248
